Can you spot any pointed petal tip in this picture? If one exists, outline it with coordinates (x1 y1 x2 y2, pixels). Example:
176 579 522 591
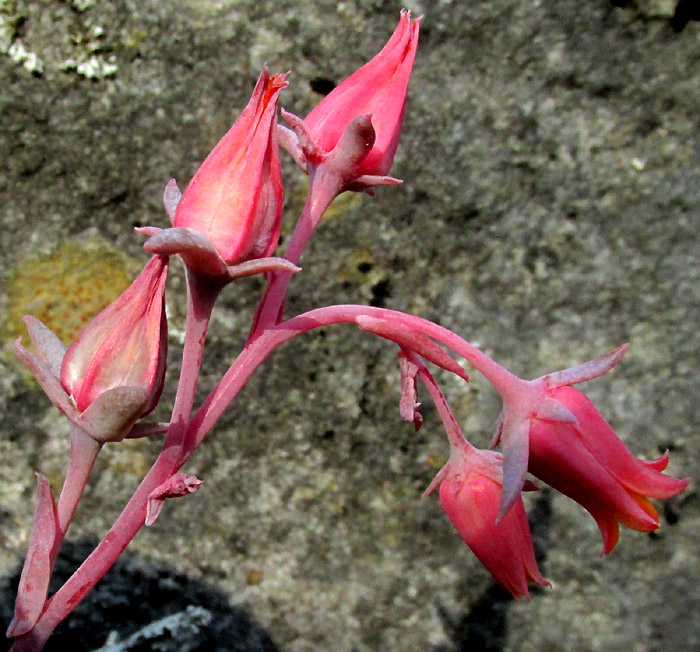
539 342 631 388
674 476 691 494
135 226 162 237
643 449 670 471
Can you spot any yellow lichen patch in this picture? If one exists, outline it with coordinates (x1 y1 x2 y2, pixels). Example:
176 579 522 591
245 568 264 586
2 240 135 351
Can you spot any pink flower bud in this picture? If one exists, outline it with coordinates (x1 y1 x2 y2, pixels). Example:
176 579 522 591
304 10 420 178
529 385 689 554
437 448 549 600
173 69 287 266
61 256 169 418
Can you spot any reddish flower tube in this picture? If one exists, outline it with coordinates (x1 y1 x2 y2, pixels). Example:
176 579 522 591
438 448 549 599
61 255 168 418
528 385 689 554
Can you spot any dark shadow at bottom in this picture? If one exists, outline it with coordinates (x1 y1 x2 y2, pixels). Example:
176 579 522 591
1 539 281 652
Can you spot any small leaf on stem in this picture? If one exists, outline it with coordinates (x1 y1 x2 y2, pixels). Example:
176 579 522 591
356 315 469 382
145 473 203 527
163 178 182 223
7 475 58 638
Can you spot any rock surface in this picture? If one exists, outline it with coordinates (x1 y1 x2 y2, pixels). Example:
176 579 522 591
1 1 699 651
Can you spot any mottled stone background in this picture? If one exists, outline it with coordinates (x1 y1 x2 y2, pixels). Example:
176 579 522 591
1 1 699 651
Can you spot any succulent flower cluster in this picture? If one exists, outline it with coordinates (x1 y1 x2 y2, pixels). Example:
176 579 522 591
7 11 688 650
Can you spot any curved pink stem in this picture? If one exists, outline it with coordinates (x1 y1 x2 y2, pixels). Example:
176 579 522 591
188 304 518 452
249 166 343 339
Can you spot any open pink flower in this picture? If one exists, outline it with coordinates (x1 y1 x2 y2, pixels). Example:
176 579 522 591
434 447 549 600
528 385 689 554
60 255 168 429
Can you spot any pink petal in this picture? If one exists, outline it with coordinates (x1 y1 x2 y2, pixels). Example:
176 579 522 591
173 69 286 264
305 11 417 171
528 418 659 551
643 450 670 472
554 386 689 499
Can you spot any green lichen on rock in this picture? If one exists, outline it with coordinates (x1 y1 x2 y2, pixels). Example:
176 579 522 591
2 238 133 349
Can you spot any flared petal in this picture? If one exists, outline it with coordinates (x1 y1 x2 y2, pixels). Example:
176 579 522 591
439 465 547 600
553 386 689 499
529 418 660 553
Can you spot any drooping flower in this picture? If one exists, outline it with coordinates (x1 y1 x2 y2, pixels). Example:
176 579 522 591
491 345 688 552
429 446 549 600
279 10 420 189
528 384 689 554
142 69 297 280
59 255 169 439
